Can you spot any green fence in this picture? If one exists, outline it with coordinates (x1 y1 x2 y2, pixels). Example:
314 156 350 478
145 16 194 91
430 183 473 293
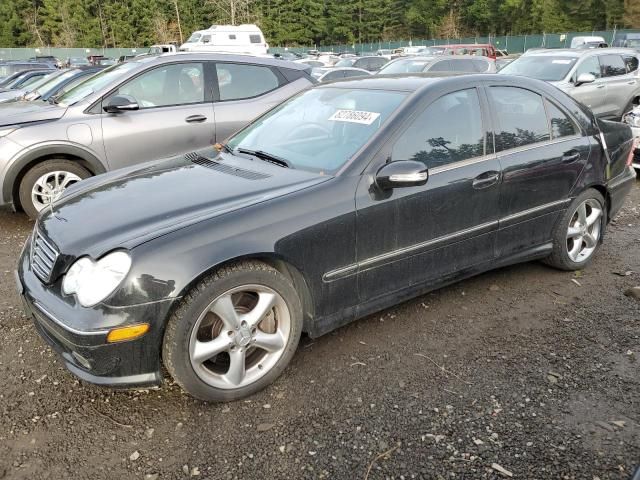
270 28 640 55
2 28 639 60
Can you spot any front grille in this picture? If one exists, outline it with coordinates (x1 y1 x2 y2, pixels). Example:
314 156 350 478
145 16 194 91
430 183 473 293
30 228 59 283
186 152 271 180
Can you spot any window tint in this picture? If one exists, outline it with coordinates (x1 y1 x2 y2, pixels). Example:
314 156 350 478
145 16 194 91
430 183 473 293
354 58 370 70
343 69 367 78
574 56 601 79
488 87 550 152
322 70 344 81
249 34 262 44
115 62 205 108
599 54 627 77
368 57 388 70
217 63 279 101
545 100 579 139
623 55 639 73
428 60 452 71
392 88 484 168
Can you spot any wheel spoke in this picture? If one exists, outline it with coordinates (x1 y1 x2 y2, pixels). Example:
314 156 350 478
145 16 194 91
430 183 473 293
59 174 79 188
585 207 602 227
192 336 231 363
583 232 597 248
577 203 587 225
224 348 246 386
567 225 582 239
568 238 583 261
242 291 276 327
253 330 285 353
211 294 240 330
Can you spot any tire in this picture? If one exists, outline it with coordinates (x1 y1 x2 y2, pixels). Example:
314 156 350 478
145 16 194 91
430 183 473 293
163 261 303 402
544 188 607 271
18 159 91 219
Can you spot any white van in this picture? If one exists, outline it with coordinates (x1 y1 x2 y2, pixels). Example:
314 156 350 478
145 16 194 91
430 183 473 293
570 36 606 48
179 24 269 55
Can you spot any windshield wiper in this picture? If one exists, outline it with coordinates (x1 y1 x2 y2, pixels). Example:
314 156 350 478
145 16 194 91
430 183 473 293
215 142 233 155
47 95 59 104
237 148 292 168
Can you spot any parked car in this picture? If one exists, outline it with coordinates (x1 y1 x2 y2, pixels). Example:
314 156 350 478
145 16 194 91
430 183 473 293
0 70 40 89
0 70 55 103
622 105 640 169
22 66 104 102
148 44 178 55
440 43 498 59
16 73 636 402
97 58 116 66
612 33 640 49
117 55 136 63
295 59 326 68
0 53 315 218
0 61 53 81
499 48 640 120
333 56 389 72
311 67 372 82
28 56 61 69
571 36 606 48
179 24 268 55
66 57 91 67
378 55 496 74
496 54 521 71
273 51 302 61
575 41 609 49
0 69 51 90
376 49 393 56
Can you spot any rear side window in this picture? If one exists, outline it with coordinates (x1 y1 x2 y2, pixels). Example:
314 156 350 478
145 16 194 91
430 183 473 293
216 63 279 101
354 58 370 70
575 56 601 79
428 60 452 72
392 88 484 168
368 57 388 70
249 35 262 44
472 59 490 72
599 54 627 77
545 100 579 139
489 87 550 152
322 70 344 82
450 59 476 72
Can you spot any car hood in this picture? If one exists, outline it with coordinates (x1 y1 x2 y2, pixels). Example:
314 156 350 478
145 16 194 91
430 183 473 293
0 100 66 126
38 151 330 258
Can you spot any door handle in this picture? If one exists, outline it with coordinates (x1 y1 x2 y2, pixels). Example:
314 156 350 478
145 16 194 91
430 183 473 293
562 150 580 164
472 171 500 189
185 114 207 123
596 84 605 89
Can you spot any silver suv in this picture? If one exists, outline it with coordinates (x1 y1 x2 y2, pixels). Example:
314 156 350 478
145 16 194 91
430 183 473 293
499 48 640 120
0 53 314 217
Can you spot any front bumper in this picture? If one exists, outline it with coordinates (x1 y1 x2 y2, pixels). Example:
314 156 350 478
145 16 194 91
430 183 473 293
608 165 637 220
17 249 174 389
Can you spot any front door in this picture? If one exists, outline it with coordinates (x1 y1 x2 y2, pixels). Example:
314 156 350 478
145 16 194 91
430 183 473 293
486 85 591 257
101 61 216 170
569 55 608 117
355 87 501 305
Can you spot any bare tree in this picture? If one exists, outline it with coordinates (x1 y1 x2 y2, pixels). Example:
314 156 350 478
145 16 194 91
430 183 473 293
206 0 255 25
27 7 46 47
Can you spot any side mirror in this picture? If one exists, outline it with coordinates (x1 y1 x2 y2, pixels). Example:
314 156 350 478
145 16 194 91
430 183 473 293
375 160 428 190
575 73 596 86
103 94 139 113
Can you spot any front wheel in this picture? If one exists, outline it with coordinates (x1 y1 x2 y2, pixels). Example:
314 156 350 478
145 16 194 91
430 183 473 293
544 188 606 271
18 159 91 218
162 261 303 402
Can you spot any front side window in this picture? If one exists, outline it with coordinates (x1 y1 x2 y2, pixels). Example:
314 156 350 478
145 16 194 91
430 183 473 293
545 100 579 139
489 87 550 152
216 63 279 101
392 88 484 168
599 54 627 77
113 62 205 108
623 55 639 73
227 88 407 173
574 56 602 79
186 33 201 43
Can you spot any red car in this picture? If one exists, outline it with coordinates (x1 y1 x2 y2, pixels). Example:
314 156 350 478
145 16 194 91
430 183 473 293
440 43 498 60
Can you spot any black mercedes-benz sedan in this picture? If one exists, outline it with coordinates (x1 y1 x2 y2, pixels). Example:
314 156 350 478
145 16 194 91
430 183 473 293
16 74 636 402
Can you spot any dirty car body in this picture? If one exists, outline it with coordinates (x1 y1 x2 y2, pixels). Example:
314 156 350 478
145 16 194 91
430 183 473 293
17 74 636 394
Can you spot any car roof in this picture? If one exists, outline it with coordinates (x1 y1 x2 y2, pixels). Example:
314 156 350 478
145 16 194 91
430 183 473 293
318 72 470 91
137 52 310 70
525 47 638 57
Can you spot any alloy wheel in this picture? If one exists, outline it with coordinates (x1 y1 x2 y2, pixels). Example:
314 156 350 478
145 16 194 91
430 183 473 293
566 198 603 263
188 284 291 390
31 171 82 212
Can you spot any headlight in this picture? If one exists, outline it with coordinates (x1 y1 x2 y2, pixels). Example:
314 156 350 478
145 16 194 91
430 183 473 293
62 251 132 307
0 127 16 138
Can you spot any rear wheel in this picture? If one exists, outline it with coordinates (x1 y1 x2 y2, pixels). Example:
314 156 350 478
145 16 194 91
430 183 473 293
18 159 91 218
163 261 303 402
545 189 606 271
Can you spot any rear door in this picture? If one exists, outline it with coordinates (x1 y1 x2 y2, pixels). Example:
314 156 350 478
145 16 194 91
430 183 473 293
488 85 591 257
599 53 638 118
101 61 216 170
212 62 300 142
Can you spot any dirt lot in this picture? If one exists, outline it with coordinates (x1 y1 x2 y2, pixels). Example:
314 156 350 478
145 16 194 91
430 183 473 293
0 181 639 480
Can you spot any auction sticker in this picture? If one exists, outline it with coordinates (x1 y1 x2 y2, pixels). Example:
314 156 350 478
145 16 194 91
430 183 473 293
329 110 380 125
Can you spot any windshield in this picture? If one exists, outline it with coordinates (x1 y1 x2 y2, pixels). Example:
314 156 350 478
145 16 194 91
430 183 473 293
499 56 577 81
186 33 201 43
227 88 407 174
335 58 355 67
32 69 80 98
379 58 434 74
57 61 139 106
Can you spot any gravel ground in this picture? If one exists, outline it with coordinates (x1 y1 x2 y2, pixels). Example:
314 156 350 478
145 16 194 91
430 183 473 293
0 181 639 480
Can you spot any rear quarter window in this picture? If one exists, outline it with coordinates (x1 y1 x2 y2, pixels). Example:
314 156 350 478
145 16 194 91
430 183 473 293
249 34 262 44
